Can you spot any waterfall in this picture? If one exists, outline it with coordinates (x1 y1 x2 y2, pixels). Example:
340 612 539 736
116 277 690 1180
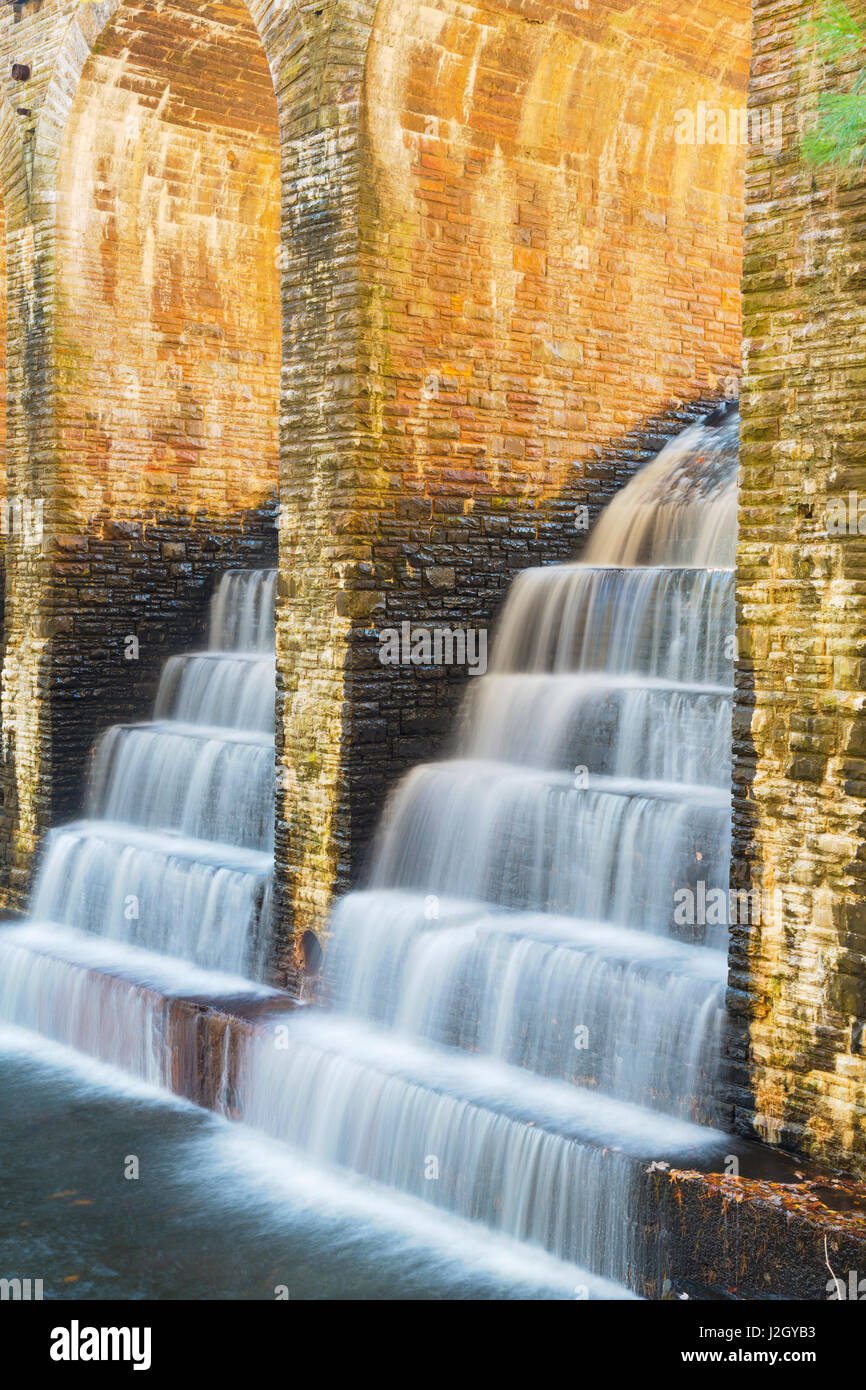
230 404 739 1289
0 404 740 1297
0 569 278 1029
88 724 275 851
208 569 276 654
583 401 738 567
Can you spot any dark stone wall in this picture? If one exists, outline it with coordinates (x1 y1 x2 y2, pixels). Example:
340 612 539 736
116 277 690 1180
650 1167 866 1302
338 395 732 896
49 503 277 832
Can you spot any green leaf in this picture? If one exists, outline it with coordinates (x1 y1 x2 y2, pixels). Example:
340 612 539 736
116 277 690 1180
805 0 865 60
801 2 866 175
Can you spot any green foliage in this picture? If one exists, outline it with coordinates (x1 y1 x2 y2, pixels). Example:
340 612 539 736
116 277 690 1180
801 1 866 177
806 0 864 60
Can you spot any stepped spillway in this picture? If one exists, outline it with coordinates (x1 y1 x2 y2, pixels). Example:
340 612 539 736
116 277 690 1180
225 403 739 1291
0 404 740 1297
0 568 278 1007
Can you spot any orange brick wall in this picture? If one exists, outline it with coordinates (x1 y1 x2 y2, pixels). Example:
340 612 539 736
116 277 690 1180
54 0 280 526
362 0 748 517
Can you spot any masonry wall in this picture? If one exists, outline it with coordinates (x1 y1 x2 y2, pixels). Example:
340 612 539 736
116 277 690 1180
0 189 6 816
0 19 52 907
4 0 866 1182
0 191 6 508
730 0 866 1178
0 0 750 949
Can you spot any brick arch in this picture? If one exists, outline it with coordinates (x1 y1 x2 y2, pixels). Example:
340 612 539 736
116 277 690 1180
263 0 754 942
289 0 753 944
37 0 288 847
36 0 308 168
0 0 382 921
0 0 388 935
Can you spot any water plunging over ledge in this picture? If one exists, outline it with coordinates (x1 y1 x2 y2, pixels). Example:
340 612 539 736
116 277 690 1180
0 405 743 1296
230 406 739 1291
0 569 278 998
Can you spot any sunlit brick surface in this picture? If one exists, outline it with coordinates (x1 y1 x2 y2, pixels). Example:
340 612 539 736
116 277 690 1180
731 0 866 1178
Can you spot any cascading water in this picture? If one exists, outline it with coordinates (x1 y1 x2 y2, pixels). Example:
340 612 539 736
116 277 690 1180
0 404 740 1297
231 403 739 1292
0 569 280 1066
583 403 738 567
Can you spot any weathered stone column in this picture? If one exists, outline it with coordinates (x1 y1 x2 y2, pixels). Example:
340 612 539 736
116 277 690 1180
731 0 866 1177
0 90 54 911
269 3 375 955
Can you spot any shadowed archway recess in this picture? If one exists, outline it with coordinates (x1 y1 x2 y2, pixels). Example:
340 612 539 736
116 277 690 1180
48 0 281 832
299 0 752 943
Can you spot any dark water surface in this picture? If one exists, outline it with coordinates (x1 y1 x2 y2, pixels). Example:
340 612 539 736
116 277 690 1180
0 1028 627 1301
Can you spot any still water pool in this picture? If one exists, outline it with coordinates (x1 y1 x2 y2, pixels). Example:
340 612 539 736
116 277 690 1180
0 1027 629 1301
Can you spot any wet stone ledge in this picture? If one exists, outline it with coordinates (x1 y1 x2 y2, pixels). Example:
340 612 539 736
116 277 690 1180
163 991 296 1114
648 1169 866 1301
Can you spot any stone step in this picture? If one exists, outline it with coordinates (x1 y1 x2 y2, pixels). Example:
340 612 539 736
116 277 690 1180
89 723 274 851
154 652 275 732
460 673 732 787
325 889 726 1116
0 921 294 1109
42 819 274 875
373 760 731 940
30 823 274 978
491 564 734 685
